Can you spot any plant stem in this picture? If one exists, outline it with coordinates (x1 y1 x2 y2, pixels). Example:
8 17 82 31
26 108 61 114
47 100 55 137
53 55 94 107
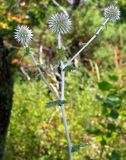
58 33 61 49
58 33 73 160
30 51 59 98
60 61 73 160
64 18 109 68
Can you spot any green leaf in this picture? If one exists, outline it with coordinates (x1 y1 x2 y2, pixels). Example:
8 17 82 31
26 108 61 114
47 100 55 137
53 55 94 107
36 63 45 68
84 156 92 160
98 81 113 91
109 75 118 82
35 73 43 79
96 94 104 102
56 48 65 61
25 47 32 55
63 65 77 73
71 143 90 153
107 151 121 160
109 109 119 119
100 138 106 145
107 96 120 103
107 123 116 131
46 100 67 108
86 126 101 134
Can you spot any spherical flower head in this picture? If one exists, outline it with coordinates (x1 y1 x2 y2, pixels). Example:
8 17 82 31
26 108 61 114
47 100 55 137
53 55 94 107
48 13 71 34
14 25 33 47
104 5 120 23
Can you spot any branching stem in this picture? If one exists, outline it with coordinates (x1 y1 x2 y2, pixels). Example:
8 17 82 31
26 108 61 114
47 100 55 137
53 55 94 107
64 18 109 68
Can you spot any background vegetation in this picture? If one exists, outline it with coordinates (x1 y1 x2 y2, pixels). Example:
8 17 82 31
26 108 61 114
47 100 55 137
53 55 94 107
0 0 126 159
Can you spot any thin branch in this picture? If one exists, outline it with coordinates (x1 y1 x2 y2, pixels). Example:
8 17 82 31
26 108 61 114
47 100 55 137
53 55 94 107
30 51 59 98
52 0 69 15
20 66 31 81
64 18 109 68
94 63 100 81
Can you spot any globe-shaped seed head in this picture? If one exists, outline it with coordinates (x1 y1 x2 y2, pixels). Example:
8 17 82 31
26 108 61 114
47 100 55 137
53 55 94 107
14 25 33 47
48 13 71 34
104 5 120 23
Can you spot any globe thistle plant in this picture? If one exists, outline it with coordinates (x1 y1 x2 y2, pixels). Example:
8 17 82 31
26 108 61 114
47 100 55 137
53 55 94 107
14 4 120 160
14 25 33 47
48 12 71 34
104 5 120 23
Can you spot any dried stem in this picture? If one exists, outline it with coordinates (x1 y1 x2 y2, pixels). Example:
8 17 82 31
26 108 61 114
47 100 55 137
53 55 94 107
52 0 68 16
30 51 59 98
20 66 31 81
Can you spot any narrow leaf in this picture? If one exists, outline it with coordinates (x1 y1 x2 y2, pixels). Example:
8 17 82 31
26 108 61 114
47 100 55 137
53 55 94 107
35 73 43 79
46 100 67 108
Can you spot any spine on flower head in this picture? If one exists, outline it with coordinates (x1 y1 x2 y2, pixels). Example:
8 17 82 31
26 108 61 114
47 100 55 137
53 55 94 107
104 5 120 23
48 13 72 34
14 25 33 47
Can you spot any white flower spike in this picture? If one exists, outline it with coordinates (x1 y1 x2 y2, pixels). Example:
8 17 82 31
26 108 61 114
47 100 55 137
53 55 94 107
14 25 33 46
104 5 120 23
48 13 71 34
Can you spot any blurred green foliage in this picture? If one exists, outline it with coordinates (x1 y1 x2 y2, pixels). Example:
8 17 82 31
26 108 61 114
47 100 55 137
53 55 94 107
5 70 126 160
0 0 126 159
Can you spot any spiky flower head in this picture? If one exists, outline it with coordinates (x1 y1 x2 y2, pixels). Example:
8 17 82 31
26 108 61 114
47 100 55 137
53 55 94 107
14 25 33 46
48 13 71 34
104 5 120 23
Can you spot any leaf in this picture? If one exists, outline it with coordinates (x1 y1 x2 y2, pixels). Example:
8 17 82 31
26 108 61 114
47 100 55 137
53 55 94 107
98 81 113 91
96 94 104 102
107 151 121 160
100 138 106 145
84 156 92 160
86 126 101 134
71 143 90 153
35 73 43 79
25 47 31 55
109 75 118 82
63 65 77 73
107 96 120 103
36 63 45 68
107 123 116 131
109 109 119 119
56 48 65 61
46 100 67 108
